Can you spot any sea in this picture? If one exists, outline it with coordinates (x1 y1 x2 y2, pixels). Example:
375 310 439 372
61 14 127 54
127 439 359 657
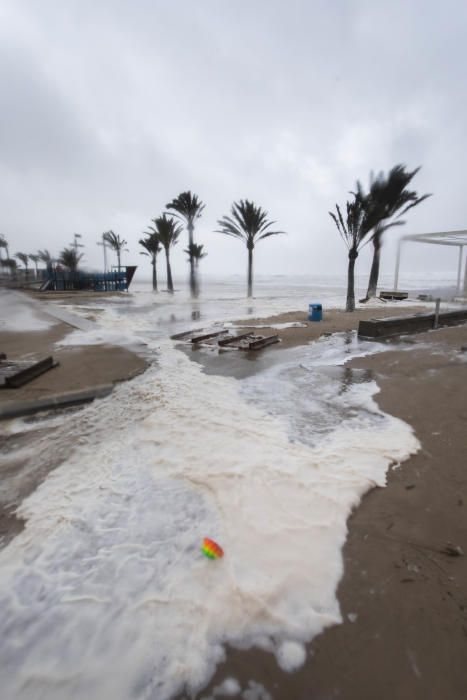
0 272 457 699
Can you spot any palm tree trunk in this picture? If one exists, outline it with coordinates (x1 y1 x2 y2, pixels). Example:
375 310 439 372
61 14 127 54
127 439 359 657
346 249 358 312
187 222 197 297
152 254 158 291
365 235 382 300
117 250 121 273
165 250 174 293
247 247 253 297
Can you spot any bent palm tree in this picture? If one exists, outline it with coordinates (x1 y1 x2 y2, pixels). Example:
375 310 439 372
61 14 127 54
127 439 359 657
38 249 52 264
139 233 161 291
29 254 40 277
329 194 371 312
149 215 182 293
358 165 431 300
16 252 30 278
103 231 128 272
58 247 83 271
38 249 54 276
166 191 205 297
184 243 207 269
217 199 284 297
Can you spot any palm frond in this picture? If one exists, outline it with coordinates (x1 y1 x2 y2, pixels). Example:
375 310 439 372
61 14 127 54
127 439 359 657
149 214 182 250
15 252 29 267
103 230 127 252
329 195 369 251
361 164 431 240
139 233 161 256
58 247 83 271
37 249 52 263
166 191 205 225
184 243 207 261
217 199 285 248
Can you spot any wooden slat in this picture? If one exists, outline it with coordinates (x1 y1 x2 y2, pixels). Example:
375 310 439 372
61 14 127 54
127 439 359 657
170 329 202 340
244 335 280 351
191 330 229 343
218 333 252 347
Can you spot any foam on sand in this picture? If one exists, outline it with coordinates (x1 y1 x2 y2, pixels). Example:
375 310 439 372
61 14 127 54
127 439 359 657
0 323 419 699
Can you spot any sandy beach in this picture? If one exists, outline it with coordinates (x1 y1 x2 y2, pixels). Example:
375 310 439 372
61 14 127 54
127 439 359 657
1 291 466 699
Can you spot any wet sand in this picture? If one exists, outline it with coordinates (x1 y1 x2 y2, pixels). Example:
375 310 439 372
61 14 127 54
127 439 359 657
186 317 467 700
0 315 148 547
0 322 147 407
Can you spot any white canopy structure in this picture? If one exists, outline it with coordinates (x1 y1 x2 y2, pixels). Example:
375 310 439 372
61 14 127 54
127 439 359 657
394 229 467 293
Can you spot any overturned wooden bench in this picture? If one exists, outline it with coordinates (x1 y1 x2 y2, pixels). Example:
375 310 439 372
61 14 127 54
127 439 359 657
0 355 58 388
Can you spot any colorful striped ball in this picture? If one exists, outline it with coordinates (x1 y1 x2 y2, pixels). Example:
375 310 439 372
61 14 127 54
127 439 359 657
201 537 224 560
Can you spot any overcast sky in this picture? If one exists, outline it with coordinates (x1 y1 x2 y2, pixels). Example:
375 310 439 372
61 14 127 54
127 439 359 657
1 0 467 285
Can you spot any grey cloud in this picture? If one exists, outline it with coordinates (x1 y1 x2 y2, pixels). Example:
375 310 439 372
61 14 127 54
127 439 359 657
1 0 466 280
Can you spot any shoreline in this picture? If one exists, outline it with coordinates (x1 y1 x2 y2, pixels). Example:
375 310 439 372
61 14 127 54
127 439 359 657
188 316 467 699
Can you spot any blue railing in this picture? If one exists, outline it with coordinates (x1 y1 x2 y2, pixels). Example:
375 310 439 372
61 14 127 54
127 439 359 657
45 269 130 292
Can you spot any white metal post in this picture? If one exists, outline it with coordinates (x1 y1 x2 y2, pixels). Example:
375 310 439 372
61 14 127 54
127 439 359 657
394 239 403 290
457 245 463 292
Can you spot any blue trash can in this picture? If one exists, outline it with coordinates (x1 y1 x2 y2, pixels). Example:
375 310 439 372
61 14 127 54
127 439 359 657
308 303 323 322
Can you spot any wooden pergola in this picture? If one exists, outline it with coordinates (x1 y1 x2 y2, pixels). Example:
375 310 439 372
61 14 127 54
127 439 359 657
394 229 467 293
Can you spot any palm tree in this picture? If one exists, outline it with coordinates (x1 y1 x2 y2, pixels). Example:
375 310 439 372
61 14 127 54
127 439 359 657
148 215 182 293
38 249 53 264
3 258 17 276
329 194 372 312
184 243 207 269
166 191 205 297
358 165 431 300
216 199 284 297
0 235 9 261
58 247 83 271
29 254 40 278
139 232 162 291
38 249 54 276
16 252 30 278
103 231 128 272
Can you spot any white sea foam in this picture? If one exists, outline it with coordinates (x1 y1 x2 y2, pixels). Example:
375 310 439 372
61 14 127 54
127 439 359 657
0 296 420 700
276 640 307 671
0 290 57 332
233 322 308 330
202 677 241 698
